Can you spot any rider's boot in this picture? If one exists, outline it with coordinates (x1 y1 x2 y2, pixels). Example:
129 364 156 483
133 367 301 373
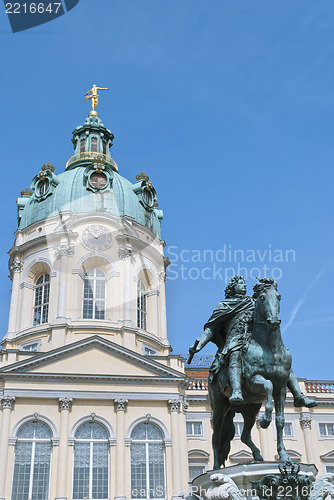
287 372 318 408
229 351 244 405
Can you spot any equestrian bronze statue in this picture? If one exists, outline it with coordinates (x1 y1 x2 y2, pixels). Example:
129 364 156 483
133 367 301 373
188 276 317 469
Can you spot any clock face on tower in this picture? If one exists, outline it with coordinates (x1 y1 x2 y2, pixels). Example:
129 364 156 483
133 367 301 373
82 225 112 251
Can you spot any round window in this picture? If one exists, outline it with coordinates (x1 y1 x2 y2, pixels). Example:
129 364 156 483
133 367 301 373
38 178 50 196
90 172 107 189
143 188 153 206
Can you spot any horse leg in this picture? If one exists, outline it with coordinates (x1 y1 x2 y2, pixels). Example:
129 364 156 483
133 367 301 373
249 374 273 428
210 382 227 469
218 404 235 467
241 403 263 462
274 385 290 462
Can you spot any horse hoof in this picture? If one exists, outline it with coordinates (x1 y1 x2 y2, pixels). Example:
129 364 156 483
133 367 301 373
259 416 271 429
229 393 244 405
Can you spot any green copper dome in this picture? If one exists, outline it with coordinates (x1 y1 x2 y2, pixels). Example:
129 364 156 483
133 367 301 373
16 115 163 237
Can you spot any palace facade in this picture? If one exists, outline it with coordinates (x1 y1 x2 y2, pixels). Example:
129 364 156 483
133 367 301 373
0 107 333 500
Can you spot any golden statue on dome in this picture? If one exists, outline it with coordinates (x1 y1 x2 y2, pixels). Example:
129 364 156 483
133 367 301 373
84 84 109 116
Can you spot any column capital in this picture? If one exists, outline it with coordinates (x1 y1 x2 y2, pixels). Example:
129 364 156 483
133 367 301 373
182 400 189 414
158 270 167 282
118 246 136 262
1 396 15 410
55 243 74 259
300 416 312 429
58 397 73 411
114 398 128 412
10 258 23 274
168 399 181 413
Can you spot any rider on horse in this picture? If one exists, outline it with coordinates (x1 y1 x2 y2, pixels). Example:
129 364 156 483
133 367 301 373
189 275 317 408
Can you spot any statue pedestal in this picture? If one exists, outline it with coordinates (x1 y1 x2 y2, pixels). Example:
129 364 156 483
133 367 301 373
190 462 318 500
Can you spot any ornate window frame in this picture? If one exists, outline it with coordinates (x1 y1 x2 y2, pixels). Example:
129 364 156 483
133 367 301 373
83 164 113 193
31 169 59 202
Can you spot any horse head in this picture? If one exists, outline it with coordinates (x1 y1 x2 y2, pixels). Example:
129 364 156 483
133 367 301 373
253 277 281 329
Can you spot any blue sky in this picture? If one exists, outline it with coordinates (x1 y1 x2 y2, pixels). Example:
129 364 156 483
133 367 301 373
0 0 334 379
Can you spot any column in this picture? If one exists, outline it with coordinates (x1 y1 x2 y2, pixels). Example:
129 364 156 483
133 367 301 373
299 413 315 464
56 397 73 500
55 244 74 320
158 270 167 339
256 417 270 461
118 247 134 325
0 396 15 500
114 398 128 500
7 258 23 337
168 399 182 500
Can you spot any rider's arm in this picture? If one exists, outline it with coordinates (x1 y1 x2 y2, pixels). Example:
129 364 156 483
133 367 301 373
190 327 214 354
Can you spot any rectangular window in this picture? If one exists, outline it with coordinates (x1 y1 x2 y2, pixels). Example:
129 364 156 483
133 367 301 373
326 465 334 473
186 422 202 436
80 138 86 153
21 343 39 352
91 137 98 152
144 346 157 356
189 466 205 482
103 141 107 155
319 423 334 437
283 423 293 437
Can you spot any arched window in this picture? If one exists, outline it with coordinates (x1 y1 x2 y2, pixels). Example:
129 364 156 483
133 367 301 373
130 423 165 499
73 422 109 500
11 421 52 500
33 274 50 325
137 280 147 330
83 268 106 320
91 137 98 152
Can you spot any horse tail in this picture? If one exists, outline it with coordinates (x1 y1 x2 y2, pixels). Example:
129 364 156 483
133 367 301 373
218 406 235 467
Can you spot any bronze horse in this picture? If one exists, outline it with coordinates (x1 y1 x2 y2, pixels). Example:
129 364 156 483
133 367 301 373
209 278 292 468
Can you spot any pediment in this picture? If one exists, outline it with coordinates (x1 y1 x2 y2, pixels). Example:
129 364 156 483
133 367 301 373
321 450 334 461
229 450 253 462
275 450 302 461
0 336 185 380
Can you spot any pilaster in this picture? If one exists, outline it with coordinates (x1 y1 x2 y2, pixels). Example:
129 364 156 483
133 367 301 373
114 398 128 500
299 412 315 464
56 397 73 500
55 243 74 320
7 258 24 338
0 396 15 500
168 399 183 500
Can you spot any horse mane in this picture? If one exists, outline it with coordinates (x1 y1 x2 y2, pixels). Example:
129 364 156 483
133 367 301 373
253 277 277 298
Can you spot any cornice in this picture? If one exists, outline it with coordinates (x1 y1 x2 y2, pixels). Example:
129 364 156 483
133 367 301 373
0 373 188 388
0 388 185 400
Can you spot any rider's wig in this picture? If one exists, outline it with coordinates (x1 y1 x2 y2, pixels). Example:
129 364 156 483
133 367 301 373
224 275 245 298
253 277 277 298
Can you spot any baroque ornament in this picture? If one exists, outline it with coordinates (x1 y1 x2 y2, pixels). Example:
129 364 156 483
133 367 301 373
1 396 15 410
167 399 181 412
204 473 246 500
10 257 23 274
114 398 128 412
58 397 73 411
310 473 334 500
118 246 135 262
251 462 313 500
55 243 75 259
